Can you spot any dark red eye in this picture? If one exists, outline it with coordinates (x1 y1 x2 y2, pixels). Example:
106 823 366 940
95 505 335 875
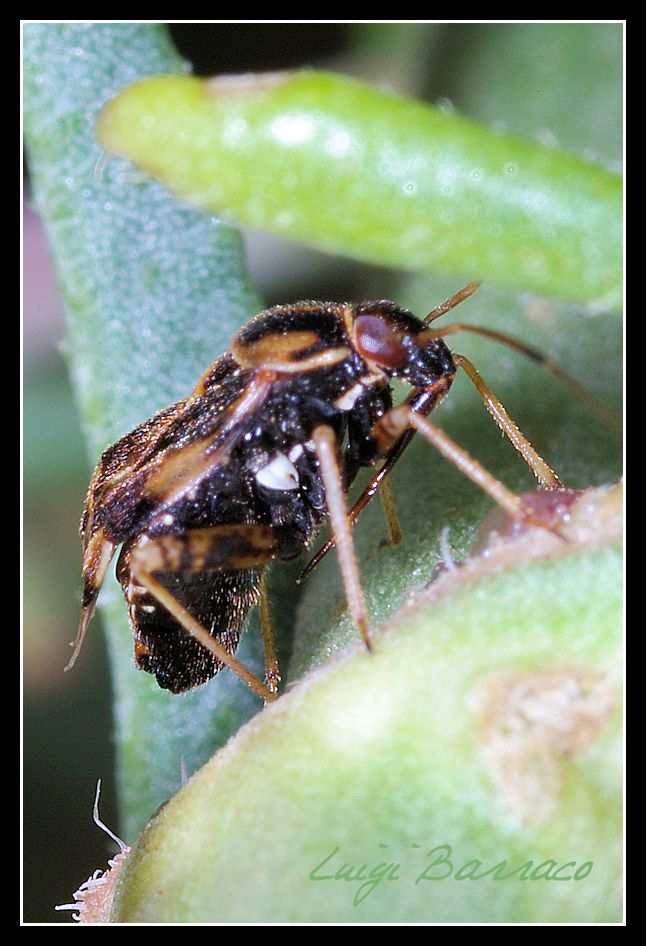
354 315 408 369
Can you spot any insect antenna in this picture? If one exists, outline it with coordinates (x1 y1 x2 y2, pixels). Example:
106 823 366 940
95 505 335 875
422 281 482 324
421 285 620 432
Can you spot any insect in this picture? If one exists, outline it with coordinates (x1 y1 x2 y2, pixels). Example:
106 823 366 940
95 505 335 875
67 282 590 703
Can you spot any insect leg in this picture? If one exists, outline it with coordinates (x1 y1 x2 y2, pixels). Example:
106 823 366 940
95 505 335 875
451 354 561 488
379 404 561 532
421 322 621 432
404 408 533 519
366 394 558 532
66 530 118 672
311 425 372 653
128 524 284 702
258 568 280 695
298 422 418 583
378 476 404 547
136 571 276 702
368 353 560 492
301 360 563 583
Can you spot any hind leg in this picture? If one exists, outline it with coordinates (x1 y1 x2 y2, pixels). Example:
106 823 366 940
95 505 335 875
126 523 284 702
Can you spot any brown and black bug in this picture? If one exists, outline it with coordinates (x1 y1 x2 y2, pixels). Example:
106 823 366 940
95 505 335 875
67 283 590 703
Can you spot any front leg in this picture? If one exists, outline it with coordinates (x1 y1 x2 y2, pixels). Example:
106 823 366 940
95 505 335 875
301 384 562 581
297 381 451 583
311 425 372 653
369 403 562 530
343 385 403 549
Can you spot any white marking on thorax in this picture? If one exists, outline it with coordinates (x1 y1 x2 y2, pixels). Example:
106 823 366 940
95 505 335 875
255 452 300 490
333 382 365 412
333 368 387 412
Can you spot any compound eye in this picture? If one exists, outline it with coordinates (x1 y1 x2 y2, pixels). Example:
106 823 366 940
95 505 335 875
354 315 408 369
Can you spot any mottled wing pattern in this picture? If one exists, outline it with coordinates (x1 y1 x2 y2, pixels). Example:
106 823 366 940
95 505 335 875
82 355 268 548
80 398 190 549
76 354 276 689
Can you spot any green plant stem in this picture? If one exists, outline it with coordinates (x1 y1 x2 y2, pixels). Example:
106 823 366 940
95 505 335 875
24 22 264 837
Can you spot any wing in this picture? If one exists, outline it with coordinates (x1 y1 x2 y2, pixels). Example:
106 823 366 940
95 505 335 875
82 357 274 550
80 397 190 548
69 356 274 674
